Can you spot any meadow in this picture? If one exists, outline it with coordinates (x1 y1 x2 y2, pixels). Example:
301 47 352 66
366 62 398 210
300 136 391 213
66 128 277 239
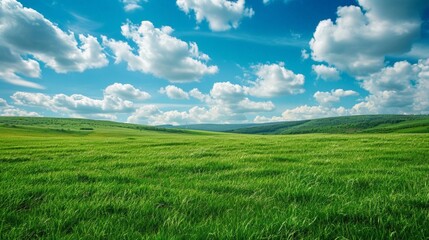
0 117 428 239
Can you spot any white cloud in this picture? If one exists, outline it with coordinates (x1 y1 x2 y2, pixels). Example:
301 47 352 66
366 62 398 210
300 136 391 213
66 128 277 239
301 49 309 60
238 98 275 112
121 0 146 12
160 85 190 100
255 105 349 122
351 59 429 114
1 108 41 117
312 64 340 81
210 81 247 101
11 83 150 119
104 83 151 100
414 59 429 112
0 0 108 88
127 105 161 124
103 21 218 82
310 0 429 76
0 98 8 108
247 63 305 98
0 98 41 117
189 88 211 102
257 58 429 122
281 105 349 120
128 105 251 125
207 82 275 113
176 0 254 31
129 81 275 125
314 89 358 106
129 63 305 125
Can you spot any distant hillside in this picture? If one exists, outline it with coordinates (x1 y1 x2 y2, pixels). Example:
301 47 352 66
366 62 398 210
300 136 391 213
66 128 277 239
161 123 278 132
2 115 428 135
0 117 195 135
228 115 429 134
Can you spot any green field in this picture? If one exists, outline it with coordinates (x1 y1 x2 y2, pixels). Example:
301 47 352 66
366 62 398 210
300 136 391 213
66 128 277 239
1 117 428 239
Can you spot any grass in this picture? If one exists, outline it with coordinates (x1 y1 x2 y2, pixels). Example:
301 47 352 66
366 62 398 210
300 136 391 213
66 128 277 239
228 115 429 134
0 117 428 239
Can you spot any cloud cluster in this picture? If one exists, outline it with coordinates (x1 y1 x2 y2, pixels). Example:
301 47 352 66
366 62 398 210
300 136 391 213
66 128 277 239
247 63 305 98
0 98 41 117
310 0 429 76
0 0 108 89
314 89 358 106
129 81 276 125
176 0 254 31
128 105 228 126
255 105 349 123
103 21 218 82
11 83 150 120
352 59 429 114
256 58 429 122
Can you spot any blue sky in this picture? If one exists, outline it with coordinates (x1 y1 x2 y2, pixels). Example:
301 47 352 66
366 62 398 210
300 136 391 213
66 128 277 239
0 0 428 125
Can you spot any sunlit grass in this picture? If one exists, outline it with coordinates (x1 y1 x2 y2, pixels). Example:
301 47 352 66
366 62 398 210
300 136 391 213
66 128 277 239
0 118 428 239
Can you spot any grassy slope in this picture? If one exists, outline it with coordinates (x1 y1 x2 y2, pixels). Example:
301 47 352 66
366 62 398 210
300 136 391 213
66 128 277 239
229 115 429 134
0 117 428 239
161 123 262 132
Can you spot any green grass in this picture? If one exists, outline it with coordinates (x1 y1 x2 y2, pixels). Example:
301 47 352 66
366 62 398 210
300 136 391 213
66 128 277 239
228 115 429 134
1 117 428 239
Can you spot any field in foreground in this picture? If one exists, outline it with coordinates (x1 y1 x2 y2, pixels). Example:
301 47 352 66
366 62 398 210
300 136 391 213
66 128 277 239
1 117 428 239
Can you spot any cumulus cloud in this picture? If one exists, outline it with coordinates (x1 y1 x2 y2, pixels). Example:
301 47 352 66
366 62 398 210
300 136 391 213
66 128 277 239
11 83 150 120
129 81 276 125
255 105 349 122
314 89 358 106
257 58 429 122
0 98 41 117
312 64 340 81
130 62 305 125
127 105 161 124
176 0 254 31
104 83 151 100
279 105 348 121
207 82 275 113
247 63 305 98
128 105 223 125
121 0 146 12
310 0 429 76
103 21 218 82
0 0 108 88
160 85 190 100
352 59 429 114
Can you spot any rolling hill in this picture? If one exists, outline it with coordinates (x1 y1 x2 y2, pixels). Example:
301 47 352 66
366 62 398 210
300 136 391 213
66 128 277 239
165 115 429 134
1 115 429 136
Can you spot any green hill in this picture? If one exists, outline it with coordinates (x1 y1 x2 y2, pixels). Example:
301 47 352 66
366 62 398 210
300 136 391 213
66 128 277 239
2 115 428 135
0 116 199 135
161 123 276 132
228 115 429 134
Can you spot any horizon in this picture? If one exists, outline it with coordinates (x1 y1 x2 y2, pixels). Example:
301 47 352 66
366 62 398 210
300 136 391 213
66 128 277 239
1 0 429 125
2 113 428 127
